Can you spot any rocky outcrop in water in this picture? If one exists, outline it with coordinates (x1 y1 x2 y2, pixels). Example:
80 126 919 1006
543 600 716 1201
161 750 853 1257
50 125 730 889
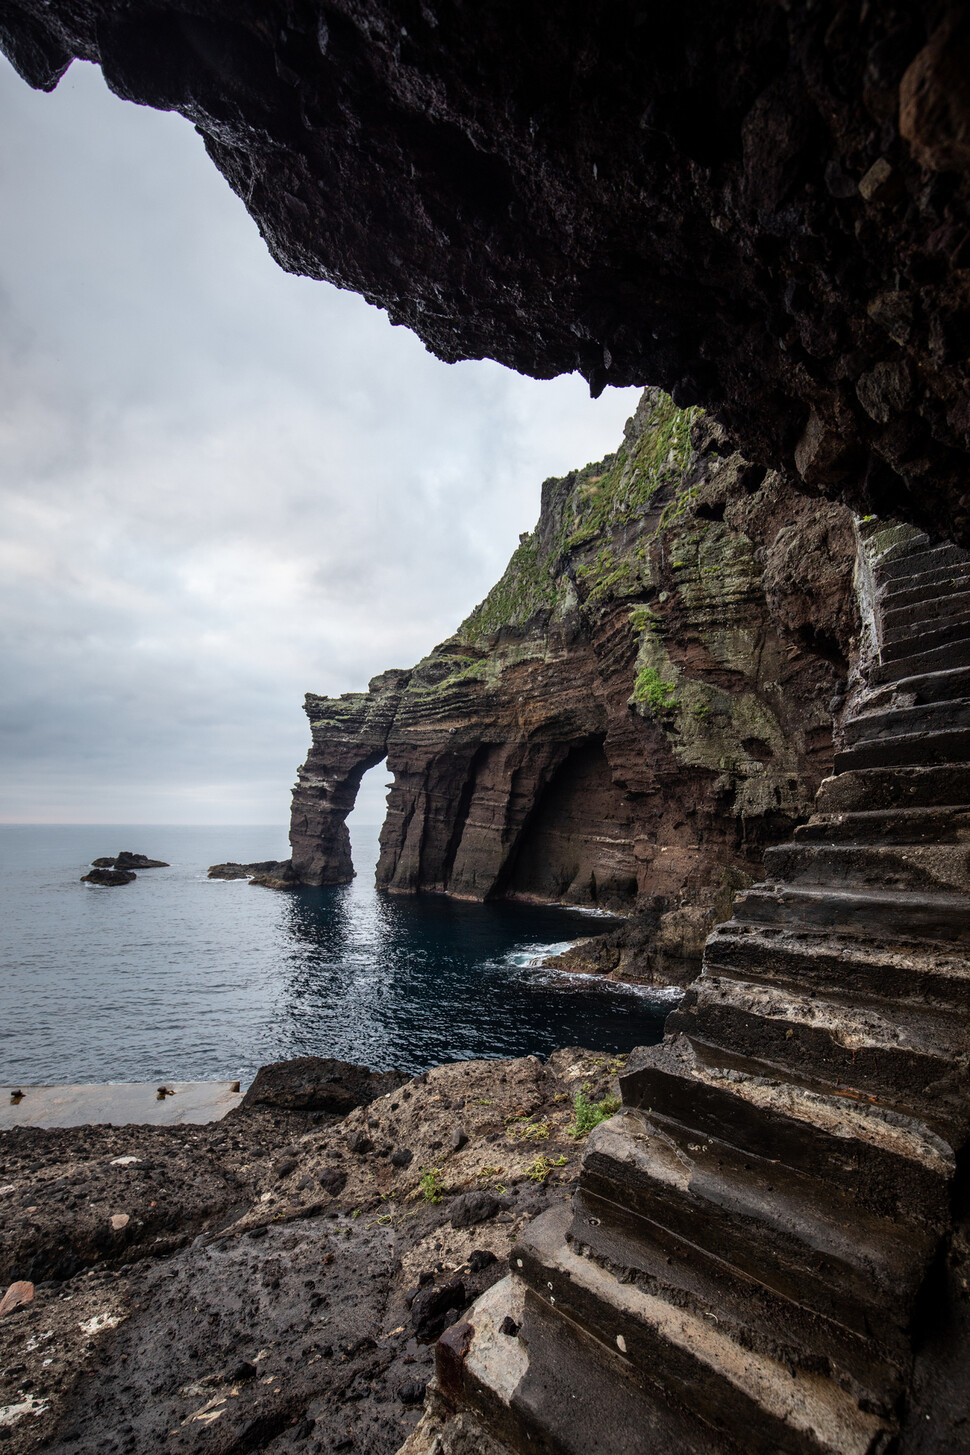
2 3 969 539
91 853 168 869
80 867 136 886
291 391 857 980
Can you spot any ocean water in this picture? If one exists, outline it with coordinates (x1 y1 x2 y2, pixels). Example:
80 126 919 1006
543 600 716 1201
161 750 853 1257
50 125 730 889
0 824 674 1085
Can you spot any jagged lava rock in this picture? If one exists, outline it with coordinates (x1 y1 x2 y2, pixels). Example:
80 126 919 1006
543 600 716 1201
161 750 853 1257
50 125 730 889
80 868 136 886
208 859 284 879
240 1056 408 1114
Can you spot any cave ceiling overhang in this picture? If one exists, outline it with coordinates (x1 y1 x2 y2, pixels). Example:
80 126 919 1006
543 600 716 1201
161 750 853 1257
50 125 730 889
2 1 970 541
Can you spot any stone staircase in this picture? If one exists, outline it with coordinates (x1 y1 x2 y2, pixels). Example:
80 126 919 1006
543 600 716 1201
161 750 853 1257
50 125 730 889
426 527 970 1455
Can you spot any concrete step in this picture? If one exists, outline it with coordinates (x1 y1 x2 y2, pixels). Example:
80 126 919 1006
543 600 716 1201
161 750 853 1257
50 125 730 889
734 881 970 943
816 764 970 814
881 563 970 610
669 974 970 1124
794 805 970 845
577 1108 935 1364
704 922 970 1016
877 541 969 584
506 1202 895 1455
442 1270 746 1455
834 724 970 771
842 699 970 747
871 634 970 682
763 841 970 896
882 586 970 633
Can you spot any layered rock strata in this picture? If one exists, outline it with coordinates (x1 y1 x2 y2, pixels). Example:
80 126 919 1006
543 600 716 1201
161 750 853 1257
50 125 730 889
3 4 970 537
425 524 970 1452
291 391 857 979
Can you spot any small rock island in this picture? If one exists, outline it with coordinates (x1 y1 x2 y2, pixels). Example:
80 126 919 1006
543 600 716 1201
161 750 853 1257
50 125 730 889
80 852 169 886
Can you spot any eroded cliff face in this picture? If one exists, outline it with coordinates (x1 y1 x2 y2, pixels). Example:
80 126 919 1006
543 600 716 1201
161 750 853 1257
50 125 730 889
290 391 858 979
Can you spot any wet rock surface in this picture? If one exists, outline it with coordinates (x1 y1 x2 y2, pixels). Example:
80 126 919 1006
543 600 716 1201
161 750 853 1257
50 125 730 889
1 4 968 538
0 1049 620 1453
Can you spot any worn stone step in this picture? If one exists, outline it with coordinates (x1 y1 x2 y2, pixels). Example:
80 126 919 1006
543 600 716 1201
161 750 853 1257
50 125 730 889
794 805 970 845
576 1107 935 1365
881 563 970 610
763 841 970 896
860 664 970 714
877 541 968 583
506 1202 895 1455
816 764 970 814
442 1271 746 1455
871 634 970 682
882 586 970 633
842 699 970 747
834 724 970 771
668 974 970 1124
704 922 970 1016
881 608 970 660
563 1189 904 1419
618 1037 954 1228
735 881 970 943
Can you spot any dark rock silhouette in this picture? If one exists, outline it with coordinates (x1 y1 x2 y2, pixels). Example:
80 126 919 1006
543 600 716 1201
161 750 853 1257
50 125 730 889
1 4 968 538
80 868 136 886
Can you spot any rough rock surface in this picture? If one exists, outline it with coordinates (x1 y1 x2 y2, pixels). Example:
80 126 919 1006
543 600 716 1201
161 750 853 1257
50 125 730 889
291 391 857 980
207 859 295 887
1 3 969 539
0 1049 620 1455
79 868 136 887
240 1056 408 1115
91 853 168 870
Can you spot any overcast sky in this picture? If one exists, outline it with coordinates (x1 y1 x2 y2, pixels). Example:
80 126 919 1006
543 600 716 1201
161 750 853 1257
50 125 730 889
0 57 639 826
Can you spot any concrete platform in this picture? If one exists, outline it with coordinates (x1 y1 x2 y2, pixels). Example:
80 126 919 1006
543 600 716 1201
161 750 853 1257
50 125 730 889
0 1080 244 1129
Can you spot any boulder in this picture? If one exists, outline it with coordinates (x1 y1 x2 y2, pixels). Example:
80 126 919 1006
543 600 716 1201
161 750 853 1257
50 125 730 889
81 868 136 886
239 1056 407 1116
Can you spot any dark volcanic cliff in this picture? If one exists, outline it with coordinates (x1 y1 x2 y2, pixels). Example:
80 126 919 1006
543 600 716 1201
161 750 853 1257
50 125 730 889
290 391 858 979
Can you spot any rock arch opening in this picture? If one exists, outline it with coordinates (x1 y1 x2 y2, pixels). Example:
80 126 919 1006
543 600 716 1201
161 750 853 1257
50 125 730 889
346 757 391 877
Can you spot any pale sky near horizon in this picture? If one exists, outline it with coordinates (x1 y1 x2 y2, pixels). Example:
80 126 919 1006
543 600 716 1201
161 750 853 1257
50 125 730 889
0 56 640 828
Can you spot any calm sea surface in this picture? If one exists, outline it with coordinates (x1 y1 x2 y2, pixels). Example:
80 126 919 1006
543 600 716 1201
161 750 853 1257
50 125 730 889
0 824 673 1085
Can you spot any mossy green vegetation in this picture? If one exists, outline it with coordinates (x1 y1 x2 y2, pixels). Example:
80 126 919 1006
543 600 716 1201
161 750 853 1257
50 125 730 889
457 390 699 650
419 1167 444 1203
460 531 559 644
569 1087 621 1139
564 393 699 552
633 665 679 712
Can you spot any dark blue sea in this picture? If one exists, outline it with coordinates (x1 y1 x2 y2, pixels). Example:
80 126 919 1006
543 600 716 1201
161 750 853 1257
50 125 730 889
0 824 674 1085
